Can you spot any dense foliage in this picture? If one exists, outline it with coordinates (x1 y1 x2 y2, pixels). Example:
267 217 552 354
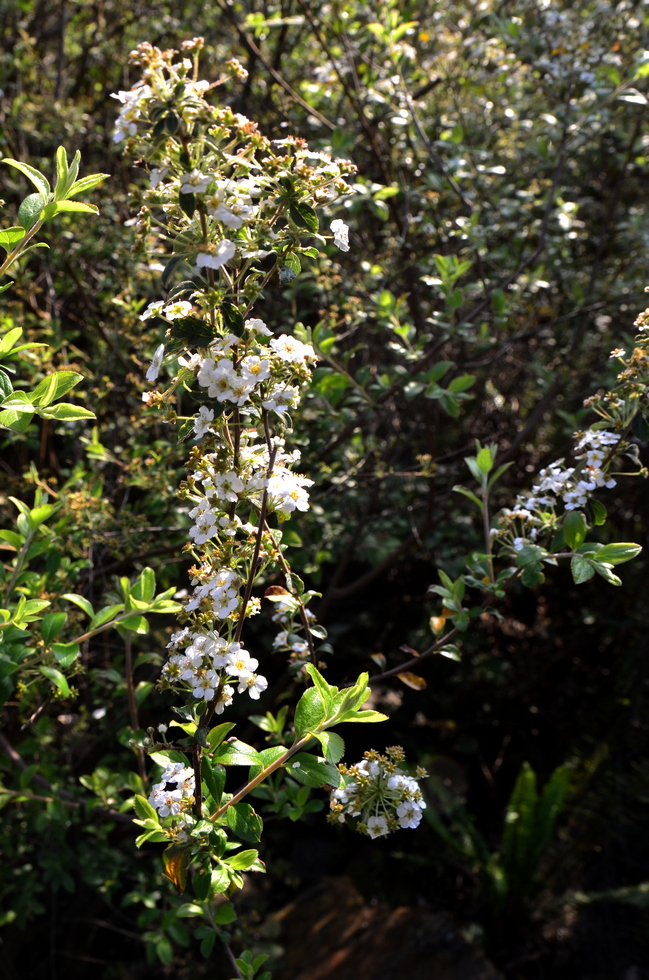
2 2 649 978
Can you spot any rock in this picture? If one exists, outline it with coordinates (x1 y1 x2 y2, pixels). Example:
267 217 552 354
267 876 503 980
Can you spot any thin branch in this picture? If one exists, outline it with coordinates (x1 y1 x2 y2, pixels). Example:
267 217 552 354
214 0 335 130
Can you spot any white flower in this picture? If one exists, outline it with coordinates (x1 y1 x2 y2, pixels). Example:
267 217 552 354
331 218 350 252
396 801 423 829
196 240 236 271
212 470 244 502
366 815 389 838
225 643 258 677
245 318 272 336
237 673 268 699
191 669 219 700
146 344 165 383
140 300 165 321
180 170 212 195
267 469 314 514
262 384 300 415
241 355 271 385
269 334 317 364
193 406 215 439
214 684 234 714
149 168 168 188
163 300 193 320
178 352 203 372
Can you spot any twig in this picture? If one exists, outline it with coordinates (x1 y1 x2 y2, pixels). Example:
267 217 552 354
124 633 146 783
214 0 335 130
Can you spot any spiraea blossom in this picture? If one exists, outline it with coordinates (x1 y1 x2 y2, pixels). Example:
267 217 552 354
161 631 268 709
329 747 428 838
330 218 350 252
493 427 622 552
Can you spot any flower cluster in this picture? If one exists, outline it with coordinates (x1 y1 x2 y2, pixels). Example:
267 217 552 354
493 427 621 552
148 761 195 819
161 630 267 710
328 747 428 838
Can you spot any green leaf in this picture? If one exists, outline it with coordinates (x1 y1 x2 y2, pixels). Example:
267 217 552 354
32 371 83 408
38 402 95 421
42 200 99 218
476 446 494 475
226 802 263 842
589 499 607 526
335 708 388 724
18 193 47 230
0 530 22 549
594 542 642 565
226 848 259 870
221 302 245 337
175 903 207 919
41 612 67 644
170 315 214 347
0 369 12 398
293 687 326 737
0 408 34 431
54 146 69 199
202 759 226 808
61 593 94 618
179 192 195 219
213 739 262 767
2 159 51 196
206 722 236 751
285 753 340 788
591 562 622 586
571 555 595 584
313 731 345 764
133 794 160 823
66 173 110 198
304 663 336 710
1 391 35 412
0 227 26 249
0 326 23 356
39 665 69 696
51 642 79 667
564 511 587 550
453 485 484 511
290 201 319 232
89 603 124 629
